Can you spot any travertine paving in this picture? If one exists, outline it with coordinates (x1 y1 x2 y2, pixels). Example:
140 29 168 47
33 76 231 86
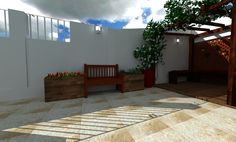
0 88 236 142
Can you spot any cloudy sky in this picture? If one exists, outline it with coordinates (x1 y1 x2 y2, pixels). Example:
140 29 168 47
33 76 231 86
0 0 167 29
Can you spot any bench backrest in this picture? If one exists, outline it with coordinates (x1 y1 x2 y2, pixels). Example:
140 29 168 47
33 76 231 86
84 64 119 79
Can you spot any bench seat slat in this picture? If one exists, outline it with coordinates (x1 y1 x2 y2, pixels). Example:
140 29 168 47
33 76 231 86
84 64 124 97
87 78 122 85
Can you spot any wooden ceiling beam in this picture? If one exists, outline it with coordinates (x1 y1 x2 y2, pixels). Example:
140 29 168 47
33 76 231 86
164 32 193 36
196 35 230 43
203 0 232 12
194 25 231 38
227 0 236 106
198 22 226 28
187 26 211 32
222 36 231 45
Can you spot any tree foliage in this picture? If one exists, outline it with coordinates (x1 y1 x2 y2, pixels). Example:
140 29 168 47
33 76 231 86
134 20 166 70
164 0 230 30
134 0 231 70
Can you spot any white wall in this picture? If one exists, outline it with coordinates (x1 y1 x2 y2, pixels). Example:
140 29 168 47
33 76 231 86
27 24 143 95
0 10 29 100
69 23 143 70
107 29 143 69
156 35 190 84
0 9 190 101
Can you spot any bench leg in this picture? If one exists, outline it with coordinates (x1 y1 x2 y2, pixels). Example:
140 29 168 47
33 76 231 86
117 84 124 93
84 84 88 98
116 84 119 90
169 74 178 84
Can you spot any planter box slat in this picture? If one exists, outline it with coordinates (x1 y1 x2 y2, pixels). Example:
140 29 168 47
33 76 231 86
122 74 144 92
44 77 84 102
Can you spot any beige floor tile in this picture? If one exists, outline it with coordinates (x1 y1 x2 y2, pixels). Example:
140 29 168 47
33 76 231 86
10 99 34 106
128 118 168 140
1 88 236 142
196 111 236 136
183 107 210 117
0 131 27 141
4 128 34 134
94 98 107 104
82 128 134 142
223 133 236 142
200 102 222 110
0 112 11 119
212 106 236 119
29 106 53 114
136 128 190 142
159 111 193 126
171 118 230 142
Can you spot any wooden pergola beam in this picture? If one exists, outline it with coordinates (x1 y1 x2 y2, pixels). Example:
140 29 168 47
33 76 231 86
199 22 226 28
187 26 211 32
227 0 236 106
164 32 193 36
195 25 231 38
222 36 231 45
204 0 232 12
197 36 231 43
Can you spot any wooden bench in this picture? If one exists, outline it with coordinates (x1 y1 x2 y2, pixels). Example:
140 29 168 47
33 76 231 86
84 64 124 97
169 70 189 84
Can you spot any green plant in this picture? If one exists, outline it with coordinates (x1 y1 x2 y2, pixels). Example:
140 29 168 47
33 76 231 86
134 0 230 71
134 20 166 71
164 0 229 30
45 72 83 80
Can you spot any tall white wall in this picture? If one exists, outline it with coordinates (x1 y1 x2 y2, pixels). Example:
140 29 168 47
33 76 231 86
0 9 190 101
0 10 29 100
27 23 143 96
69 23 143 70
156 35 190 84
107 29 143 69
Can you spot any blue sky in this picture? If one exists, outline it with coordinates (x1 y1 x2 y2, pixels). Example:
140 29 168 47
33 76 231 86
0 0 232 39
86 19 129 29
85 8 152 29
142 8 152 24
0 0 167 29
57 24 70 41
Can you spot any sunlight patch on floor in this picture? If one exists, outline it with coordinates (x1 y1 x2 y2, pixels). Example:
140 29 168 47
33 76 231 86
0 88 206 141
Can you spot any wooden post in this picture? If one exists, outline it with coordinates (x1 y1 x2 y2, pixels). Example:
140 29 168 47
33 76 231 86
188 35 195 81
189 35 194 72
84 64 88 98
227 0 236 106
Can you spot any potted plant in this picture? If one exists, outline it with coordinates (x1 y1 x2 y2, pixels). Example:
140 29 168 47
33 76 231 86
119 68 144 92
134 20 166 88
44 72 84 102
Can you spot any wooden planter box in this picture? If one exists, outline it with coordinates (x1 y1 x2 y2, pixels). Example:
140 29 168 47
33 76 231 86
44 77 84 102
121 74 144 92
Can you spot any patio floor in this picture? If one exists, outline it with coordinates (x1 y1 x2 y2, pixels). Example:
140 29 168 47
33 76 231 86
0 88 236 142
157 82 227 106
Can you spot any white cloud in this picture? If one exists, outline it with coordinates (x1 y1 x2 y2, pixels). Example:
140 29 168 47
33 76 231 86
0 0 168 29
137 0 166 21
124 0 166 29
214 17 231 26
123 17 146 29
52 32 58 39
0 0 44 15
20 0 136 20
20 0 167 23
0 0 231 30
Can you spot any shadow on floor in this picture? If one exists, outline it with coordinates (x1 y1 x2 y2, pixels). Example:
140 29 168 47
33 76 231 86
0 88 205 141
